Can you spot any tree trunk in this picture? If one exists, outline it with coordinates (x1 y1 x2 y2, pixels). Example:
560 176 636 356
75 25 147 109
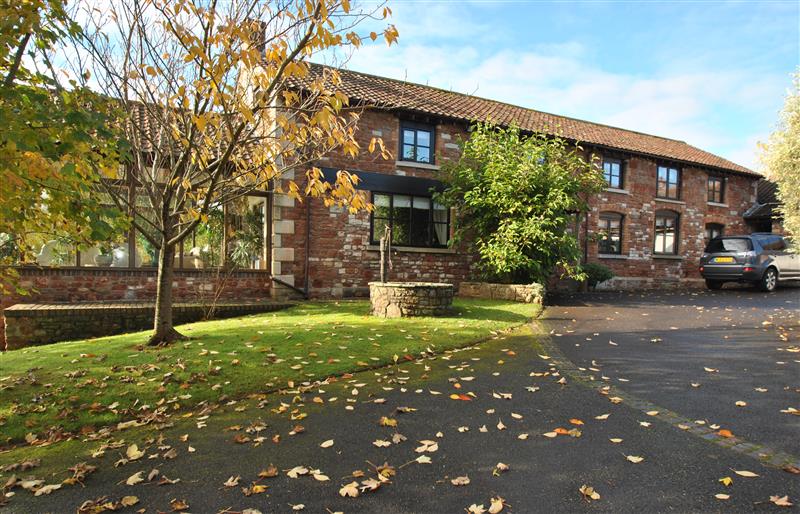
148 242 185 345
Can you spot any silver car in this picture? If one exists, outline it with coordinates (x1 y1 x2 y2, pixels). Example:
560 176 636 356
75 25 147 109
699 233 800 291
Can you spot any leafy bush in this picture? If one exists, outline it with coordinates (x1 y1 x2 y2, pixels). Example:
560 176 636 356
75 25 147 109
583 262 614 289
435 123 606 284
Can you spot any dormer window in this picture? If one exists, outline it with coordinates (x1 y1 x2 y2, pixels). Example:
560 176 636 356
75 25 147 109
400 121 434 164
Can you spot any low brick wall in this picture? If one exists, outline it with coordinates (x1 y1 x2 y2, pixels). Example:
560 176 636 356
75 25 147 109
458 282 545 304
0 266 274 347
369 282 454 318
4 300 293 350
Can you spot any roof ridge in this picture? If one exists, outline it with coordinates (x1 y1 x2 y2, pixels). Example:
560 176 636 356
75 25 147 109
309 62 691 145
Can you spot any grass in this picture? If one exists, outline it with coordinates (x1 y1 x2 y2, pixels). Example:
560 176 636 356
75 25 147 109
0 298 539 447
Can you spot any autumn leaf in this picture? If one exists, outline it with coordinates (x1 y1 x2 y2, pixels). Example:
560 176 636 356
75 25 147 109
579 484 601 501
488 497 506 513
170 498 189 511
339 481 360 497
320 439 334 448
126 444 145 461
717 429 734 438
451 475 470 486
733 470 759 477
569 418 584 425
258 465 279 478
125 471 144 486
770 495 794 507
626 455 644 464
719 476 732 486
715 493 730 500
286 466 309 478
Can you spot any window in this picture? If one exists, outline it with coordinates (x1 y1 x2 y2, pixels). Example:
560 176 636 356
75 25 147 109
654 210 680 255
602 158 623 189
371 192 449 247
705 237 751 253
400 122 434 164
656 166 681 200
705 223 724 241
707 176 725 203
598 212 623 254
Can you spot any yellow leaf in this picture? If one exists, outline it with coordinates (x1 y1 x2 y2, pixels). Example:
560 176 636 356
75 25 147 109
719 476 733 486
733 470 759 477
715 493 730 500
626 455 644 464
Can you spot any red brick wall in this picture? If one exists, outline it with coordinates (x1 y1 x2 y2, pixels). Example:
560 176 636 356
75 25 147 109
0 267 272 344
275 110 477 297
274 110 760 295
582 155 757 288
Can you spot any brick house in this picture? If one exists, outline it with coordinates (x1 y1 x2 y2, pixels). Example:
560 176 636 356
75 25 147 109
0 64 762 345
272 65 761 294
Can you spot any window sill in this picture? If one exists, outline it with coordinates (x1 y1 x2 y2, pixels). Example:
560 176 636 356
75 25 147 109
604 187 630 195
655 197 685 205
707 202 728 208
597 254 628 259
652 254 684 260
395 160 441 171
366 244 456 255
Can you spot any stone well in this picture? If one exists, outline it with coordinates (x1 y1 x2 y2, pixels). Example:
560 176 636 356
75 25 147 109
369 282 455 318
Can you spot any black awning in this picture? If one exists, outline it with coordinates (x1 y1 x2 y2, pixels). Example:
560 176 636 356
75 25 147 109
321 167 444 196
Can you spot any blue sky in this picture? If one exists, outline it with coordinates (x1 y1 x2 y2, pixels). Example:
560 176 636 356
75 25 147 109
325 0 799 170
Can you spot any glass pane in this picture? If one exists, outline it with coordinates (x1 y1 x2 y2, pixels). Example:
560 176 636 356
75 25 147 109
403 129 415 145
187 204 224 268
433 223 448 246
372 217 390 243
410 197 431 246
413 197 430 210
30 236 77 267
417 130 431 147
658 167 668 181
657 181 667 197
227 196 266 269
374 193 390 208
392 195 411 245
403 144 415 160
416 146 430 163
669 168 678 184
667 184 678 198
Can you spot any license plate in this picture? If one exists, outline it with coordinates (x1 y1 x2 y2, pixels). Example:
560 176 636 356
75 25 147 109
713 257 734 263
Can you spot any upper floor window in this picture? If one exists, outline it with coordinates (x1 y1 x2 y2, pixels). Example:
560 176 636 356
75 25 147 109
602 158 623 189
705 223 724 241
657 165 681 200
371 192 449 248
707 175 725 203
400 121 434 164
654 210 680 255
598 212 623 254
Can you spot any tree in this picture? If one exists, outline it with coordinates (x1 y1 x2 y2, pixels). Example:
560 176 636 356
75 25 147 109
761 72 800 244
71 0 397 344
0 0 123 293
435 123 605 284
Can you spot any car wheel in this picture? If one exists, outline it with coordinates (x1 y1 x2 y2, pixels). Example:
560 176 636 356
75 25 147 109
759 267 778 292
705 280 724 290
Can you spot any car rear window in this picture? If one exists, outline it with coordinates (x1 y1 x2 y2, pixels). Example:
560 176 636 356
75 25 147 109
705 238 753 253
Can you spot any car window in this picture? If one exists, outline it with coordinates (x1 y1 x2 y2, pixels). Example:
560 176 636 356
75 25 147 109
774 237 787 250
705 238 753 253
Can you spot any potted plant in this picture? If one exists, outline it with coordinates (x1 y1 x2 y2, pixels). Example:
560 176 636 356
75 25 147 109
93 243 114 267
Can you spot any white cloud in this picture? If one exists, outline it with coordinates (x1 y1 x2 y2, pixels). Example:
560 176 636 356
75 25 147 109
340 33 788 167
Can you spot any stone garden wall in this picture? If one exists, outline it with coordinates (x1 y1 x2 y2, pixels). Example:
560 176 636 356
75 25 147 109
458 282 545 304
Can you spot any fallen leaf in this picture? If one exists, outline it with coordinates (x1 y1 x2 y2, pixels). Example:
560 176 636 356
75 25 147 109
595 414 610 420
770 495 793 507
626 455 644 464
450 475 470 486
579 484 601 501
126 444 145 461
719 476 733 486
733 470 759 478
320 439 334 448
126 471 144 486
339 481 360 498
717 429 734 438
609 438 623 444
715 493 730 500
488 497 506 513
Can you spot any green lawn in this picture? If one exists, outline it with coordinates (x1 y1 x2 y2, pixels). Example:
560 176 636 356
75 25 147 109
0 299 539 447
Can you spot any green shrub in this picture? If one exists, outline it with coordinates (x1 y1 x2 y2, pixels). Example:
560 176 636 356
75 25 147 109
583 262 613 290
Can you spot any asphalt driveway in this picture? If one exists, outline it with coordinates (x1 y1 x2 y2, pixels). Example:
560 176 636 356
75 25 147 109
545 286 800 457
4 288 799 513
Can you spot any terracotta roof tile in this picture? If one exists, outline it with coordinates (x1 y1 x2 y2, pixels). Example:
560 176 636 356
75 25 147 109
297 64 758 176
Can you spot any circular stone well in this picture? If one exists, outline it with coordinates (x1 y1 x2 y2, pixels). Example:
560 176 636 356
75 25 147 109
369 282 455 318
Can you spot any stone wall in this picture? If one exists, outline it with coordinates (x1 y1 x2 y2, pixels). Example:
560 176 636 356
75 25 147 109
271 110 477 298
0 267 273 346
458 282 545 304
369 282 454 318
4 300 293 350
581 155 758 288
